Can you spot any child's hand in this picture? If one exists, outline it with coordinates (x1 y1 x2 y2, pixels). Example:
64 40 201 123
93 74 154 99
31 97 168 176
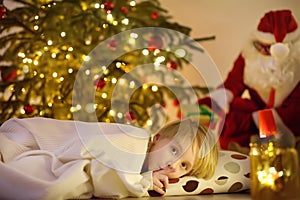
152 166 175 195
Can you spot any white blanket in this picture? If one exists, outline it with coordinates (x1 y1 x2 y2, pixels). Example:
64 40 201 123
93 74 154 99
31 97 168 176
0 117 152 199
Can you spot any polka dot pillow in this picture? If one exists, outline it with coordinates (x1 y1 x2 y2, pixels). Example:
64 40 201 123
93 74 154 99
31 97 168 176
148 150 250 196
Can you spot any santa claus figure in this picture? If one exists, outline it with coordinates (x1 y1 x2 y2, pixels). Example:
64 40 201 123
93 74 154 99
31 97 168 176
198 9 300 152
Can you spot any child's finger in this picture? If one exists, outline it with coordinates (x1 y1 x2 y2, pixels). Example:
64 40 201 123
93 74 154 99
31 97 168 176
152 184 166 195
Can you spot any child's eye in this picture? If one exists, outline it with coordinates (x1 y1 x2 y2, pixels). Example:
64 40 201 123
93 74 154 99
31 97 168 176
171 146 177 155
181 162 187 170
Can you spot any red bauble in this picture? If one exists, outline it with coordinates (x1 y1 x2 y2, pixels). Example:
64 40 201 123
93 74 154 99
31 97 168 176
150 12 159 20
173 99 180 106
147 36 163 52
0 6 7 19
167 61 178 70
94 78 106 90
23 104 34 114
108 39 118 50
120 6 128 15
1 70 17 82
125 111 136 121
103 1 114 11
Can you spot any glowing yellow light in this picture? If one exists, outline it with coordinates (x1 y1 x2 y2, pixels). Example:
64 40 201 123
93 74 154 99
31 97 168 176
112 21 118 26
23 65 29 73
155 56 165 63
109 109 116 116
39 111 44 116
142 84 148 89
111 77 117 84
47 40 53 46
52 72 58 78
36 51 42 56
51 53 57 58
65 54 71 59
44 46 49 51
129 1 136 6
80 2 87 10
21 88 26 93
175 48 186 58
20 108 25 114
48 102 53 107
142 49 149 55
70 104 82 112
101 65 107 70
103 24 108 28
154 49 160 55
151 85 159 92
85 69 91 75
18 52 25 58
68 68 74 73
83 55 90 61
129 81 135 88
107 13 113 22
119 78 125 85
116 62 122 68
103 69 109 75
117 112 123 119
128 38 135 45
60 32 66 37
130 33 138 38
94 3 100 8
59 77 64 81
122 18 129 25
101 93 108 99
34 15 39 20
33 60 39 65
68 47 73 51
146 119 153 126
33 25 39 30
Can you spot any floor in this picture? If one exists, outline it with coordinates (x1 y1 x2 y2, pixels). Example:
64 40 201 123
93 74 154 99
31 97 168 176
98 193 251 200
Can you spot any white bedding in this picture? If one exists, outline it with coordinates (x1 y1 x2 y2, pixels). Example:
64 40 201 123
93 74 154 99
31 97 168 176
0 117 251 199
0 117 152 199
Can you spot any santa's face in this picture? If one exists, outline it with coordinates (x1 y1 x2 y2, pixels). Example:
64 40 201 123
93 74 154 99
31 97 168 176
242 37 300 106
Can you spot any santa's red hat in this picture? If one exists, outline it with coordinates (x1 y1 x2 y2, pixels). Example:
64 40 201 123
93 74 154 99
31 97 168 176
254 10 299 44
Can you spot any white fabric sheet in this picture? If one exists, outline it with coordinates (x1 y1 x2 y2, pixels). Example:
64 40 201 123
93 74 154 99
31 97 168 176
0 117 152 199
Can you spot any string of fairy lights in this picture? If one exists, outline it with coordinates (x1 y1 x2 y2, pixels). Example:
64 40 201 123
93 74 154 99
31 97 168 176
1 0 205 129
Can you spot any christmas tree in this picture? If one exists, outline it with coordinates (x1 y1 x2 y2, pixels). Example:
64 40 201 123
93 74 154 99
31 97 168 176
0 0 214 131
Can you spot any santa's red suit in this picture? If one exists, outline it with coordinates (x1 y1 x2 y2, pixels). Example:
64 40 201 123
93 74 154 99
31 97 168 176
198 10 300 150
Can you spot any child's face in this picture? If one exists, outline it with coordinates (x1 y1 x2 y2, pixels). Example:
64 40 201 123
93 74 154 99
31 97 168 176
147 135 198 178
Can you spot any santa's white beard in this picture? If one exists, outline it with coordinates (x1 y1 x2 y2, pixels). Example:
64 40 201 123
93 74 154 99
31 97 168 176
242 38 300 106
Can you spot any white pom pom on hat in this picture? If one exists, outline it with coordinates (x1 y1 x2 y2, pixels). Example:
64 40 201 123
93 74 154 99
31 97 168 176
254 10 299 44
270 43 290 60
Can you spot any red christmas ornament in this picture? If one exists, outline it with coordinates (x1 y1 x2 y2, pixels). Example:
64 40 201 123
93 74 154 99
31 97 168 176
151 12 159 20
167 61 178 70
120 6 128 15
1 70 17 82
103 1 114 11
23 104 34 114
173 99 180 106
108 39 118 50
125 111 136 121
0 6 7 19
147 36 163 52
94 78 106 90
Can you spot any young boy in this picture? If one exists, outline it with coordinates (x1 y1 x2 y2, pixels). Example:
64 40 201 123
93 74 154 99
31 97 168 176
0 117 218 198
143 118 219 195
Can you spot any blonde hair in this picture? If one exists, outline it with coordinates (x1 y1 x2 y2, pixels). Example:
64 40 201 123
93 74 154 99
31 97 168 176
150 118 219 179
